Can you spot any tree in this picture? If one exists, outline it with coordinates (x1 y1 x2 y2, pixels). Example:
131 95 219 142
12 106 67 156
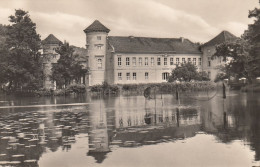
51 42 87 88
168 62 209 82
0 9 43 90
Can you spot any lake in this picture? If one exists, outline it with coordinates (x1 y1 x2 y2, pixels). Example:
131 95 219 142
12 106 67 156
0 90 259 167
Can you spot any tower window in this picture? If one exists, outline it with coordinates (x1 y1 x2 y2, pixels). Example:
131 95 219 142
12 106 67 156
97 36 101 40
170 57 174 65
208 57 211 67
145 57 148 66
133 72 136 80
164 57 167 65
133 57 136 66
157 57 161 65
126 57 130 66
118 57 121 66
97 58 102 69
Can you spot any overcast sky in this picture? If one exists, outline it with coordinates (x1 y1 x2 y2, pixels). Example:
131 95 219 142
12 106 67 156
0 0 259 47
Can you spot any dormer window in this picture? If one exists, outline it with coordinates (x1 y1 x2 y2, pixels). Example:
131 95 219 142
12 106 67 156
97 36 101 40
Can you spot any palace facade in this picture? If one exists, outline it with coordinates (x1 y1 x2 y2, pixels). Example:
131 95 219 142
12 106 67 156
42 20 237 89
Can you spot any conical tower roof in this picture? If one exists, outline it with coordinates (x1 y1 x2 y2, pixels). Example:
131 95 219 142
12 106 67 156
203 31 238 47
42 34 62 44
84 20 110 33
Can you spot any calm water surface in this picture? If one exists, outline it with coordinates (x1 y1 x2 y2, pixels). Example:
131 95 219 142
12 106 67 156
0 90 259 167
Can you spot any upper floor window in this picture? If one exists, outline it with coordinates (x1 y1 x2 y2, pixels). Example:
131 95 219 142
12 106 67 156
193 58 196 65
133 72 136 80
164 57 167 65
139 57 142 66
176 58 179 65
118 72 122 80
151 57 154 66
157 57 161 65
118 57 121 66
208 57 211 67
199 58 202 65
145 72 149 79
97 36 101 40
133 57 136 66
97 58 102 69
126 72 130 80
145 57 148 66
182 58 185 64
126 57 130 66
170 57 174 65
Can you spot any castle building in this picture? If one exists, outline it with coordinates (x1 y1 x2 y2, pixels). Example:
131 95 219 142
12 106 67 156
43 20 237 89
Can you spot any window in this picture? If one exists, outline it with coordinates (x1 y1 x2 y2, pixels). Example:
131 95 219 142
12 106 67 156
95 45 102 50
193 58 196 65
133 72 136 80
126 57 130 66
118 57 121 66
145 72 149 79
97 36 101 40
162 72 169 80
151 57 154 66
208 57 211 67
199 58 202 65
188 58 191 63
97 58 102 69
170 58 174 65
133 57 136 66
157 57 161 65
176 58 179 65
126 73 130 80
118 72 122 80
164 57 167 65
145 57 148 66
208 71 211 78
182 58 185 64
139 57 142 66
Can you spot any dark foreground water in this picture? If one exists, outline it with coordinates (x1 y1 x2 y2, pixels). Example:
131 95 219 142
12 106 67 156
0 90 259 167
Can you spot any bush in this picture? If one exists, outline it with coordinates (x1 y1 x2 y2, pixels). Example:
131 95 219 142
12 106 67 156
90 82 119 95
65 84 86 94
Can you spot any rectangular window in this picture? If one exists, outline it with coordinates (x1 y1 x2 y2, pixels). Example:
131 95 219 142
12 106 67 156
145 57 148 66
126 72 130 80
188 58 191 62
133 72 136 80
164 57 167 65
199 58 202 65
118 57 121 66
170 58 174 65
193 58 196 65
176 58 179 65
96 45 102 50
118 72 122 80
97 58 102 69
139 57 142 66
126 57 130 66
145 72 149 79
162 72 169 80
151 57 154 66
133 57 136 66
182 58 185 64
208 57 211 67
97 36 101 40
157 57 161 65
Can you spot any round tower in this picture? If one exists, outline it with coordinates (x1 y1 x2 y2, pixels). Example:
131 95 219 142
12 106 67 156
84 20 110 86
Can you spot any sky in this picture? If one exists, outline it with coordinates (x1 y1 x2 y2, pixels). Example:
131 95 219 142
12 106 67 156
0 0 259 47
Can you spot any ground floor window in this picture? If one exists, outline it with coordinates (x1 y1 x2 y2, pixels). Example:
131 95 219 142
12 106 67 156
170 58 174 65
97 58 102 69
133 72 136 80
126 72 130 80
162 72 169 80
118 72 122 80
145 72 149 79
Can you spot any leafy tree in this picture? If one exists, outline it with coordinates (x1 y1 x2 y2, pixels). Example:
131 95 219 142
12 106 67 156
51 42 87 88
168 62 209 82
0 9 42 90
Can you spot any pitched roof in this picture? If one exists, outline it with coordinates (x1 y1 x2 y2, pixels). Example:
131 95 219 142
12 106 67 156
42 34 62 45
84 20 110 33
71 46 88 61
202 31 238 47
108 36 201 54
